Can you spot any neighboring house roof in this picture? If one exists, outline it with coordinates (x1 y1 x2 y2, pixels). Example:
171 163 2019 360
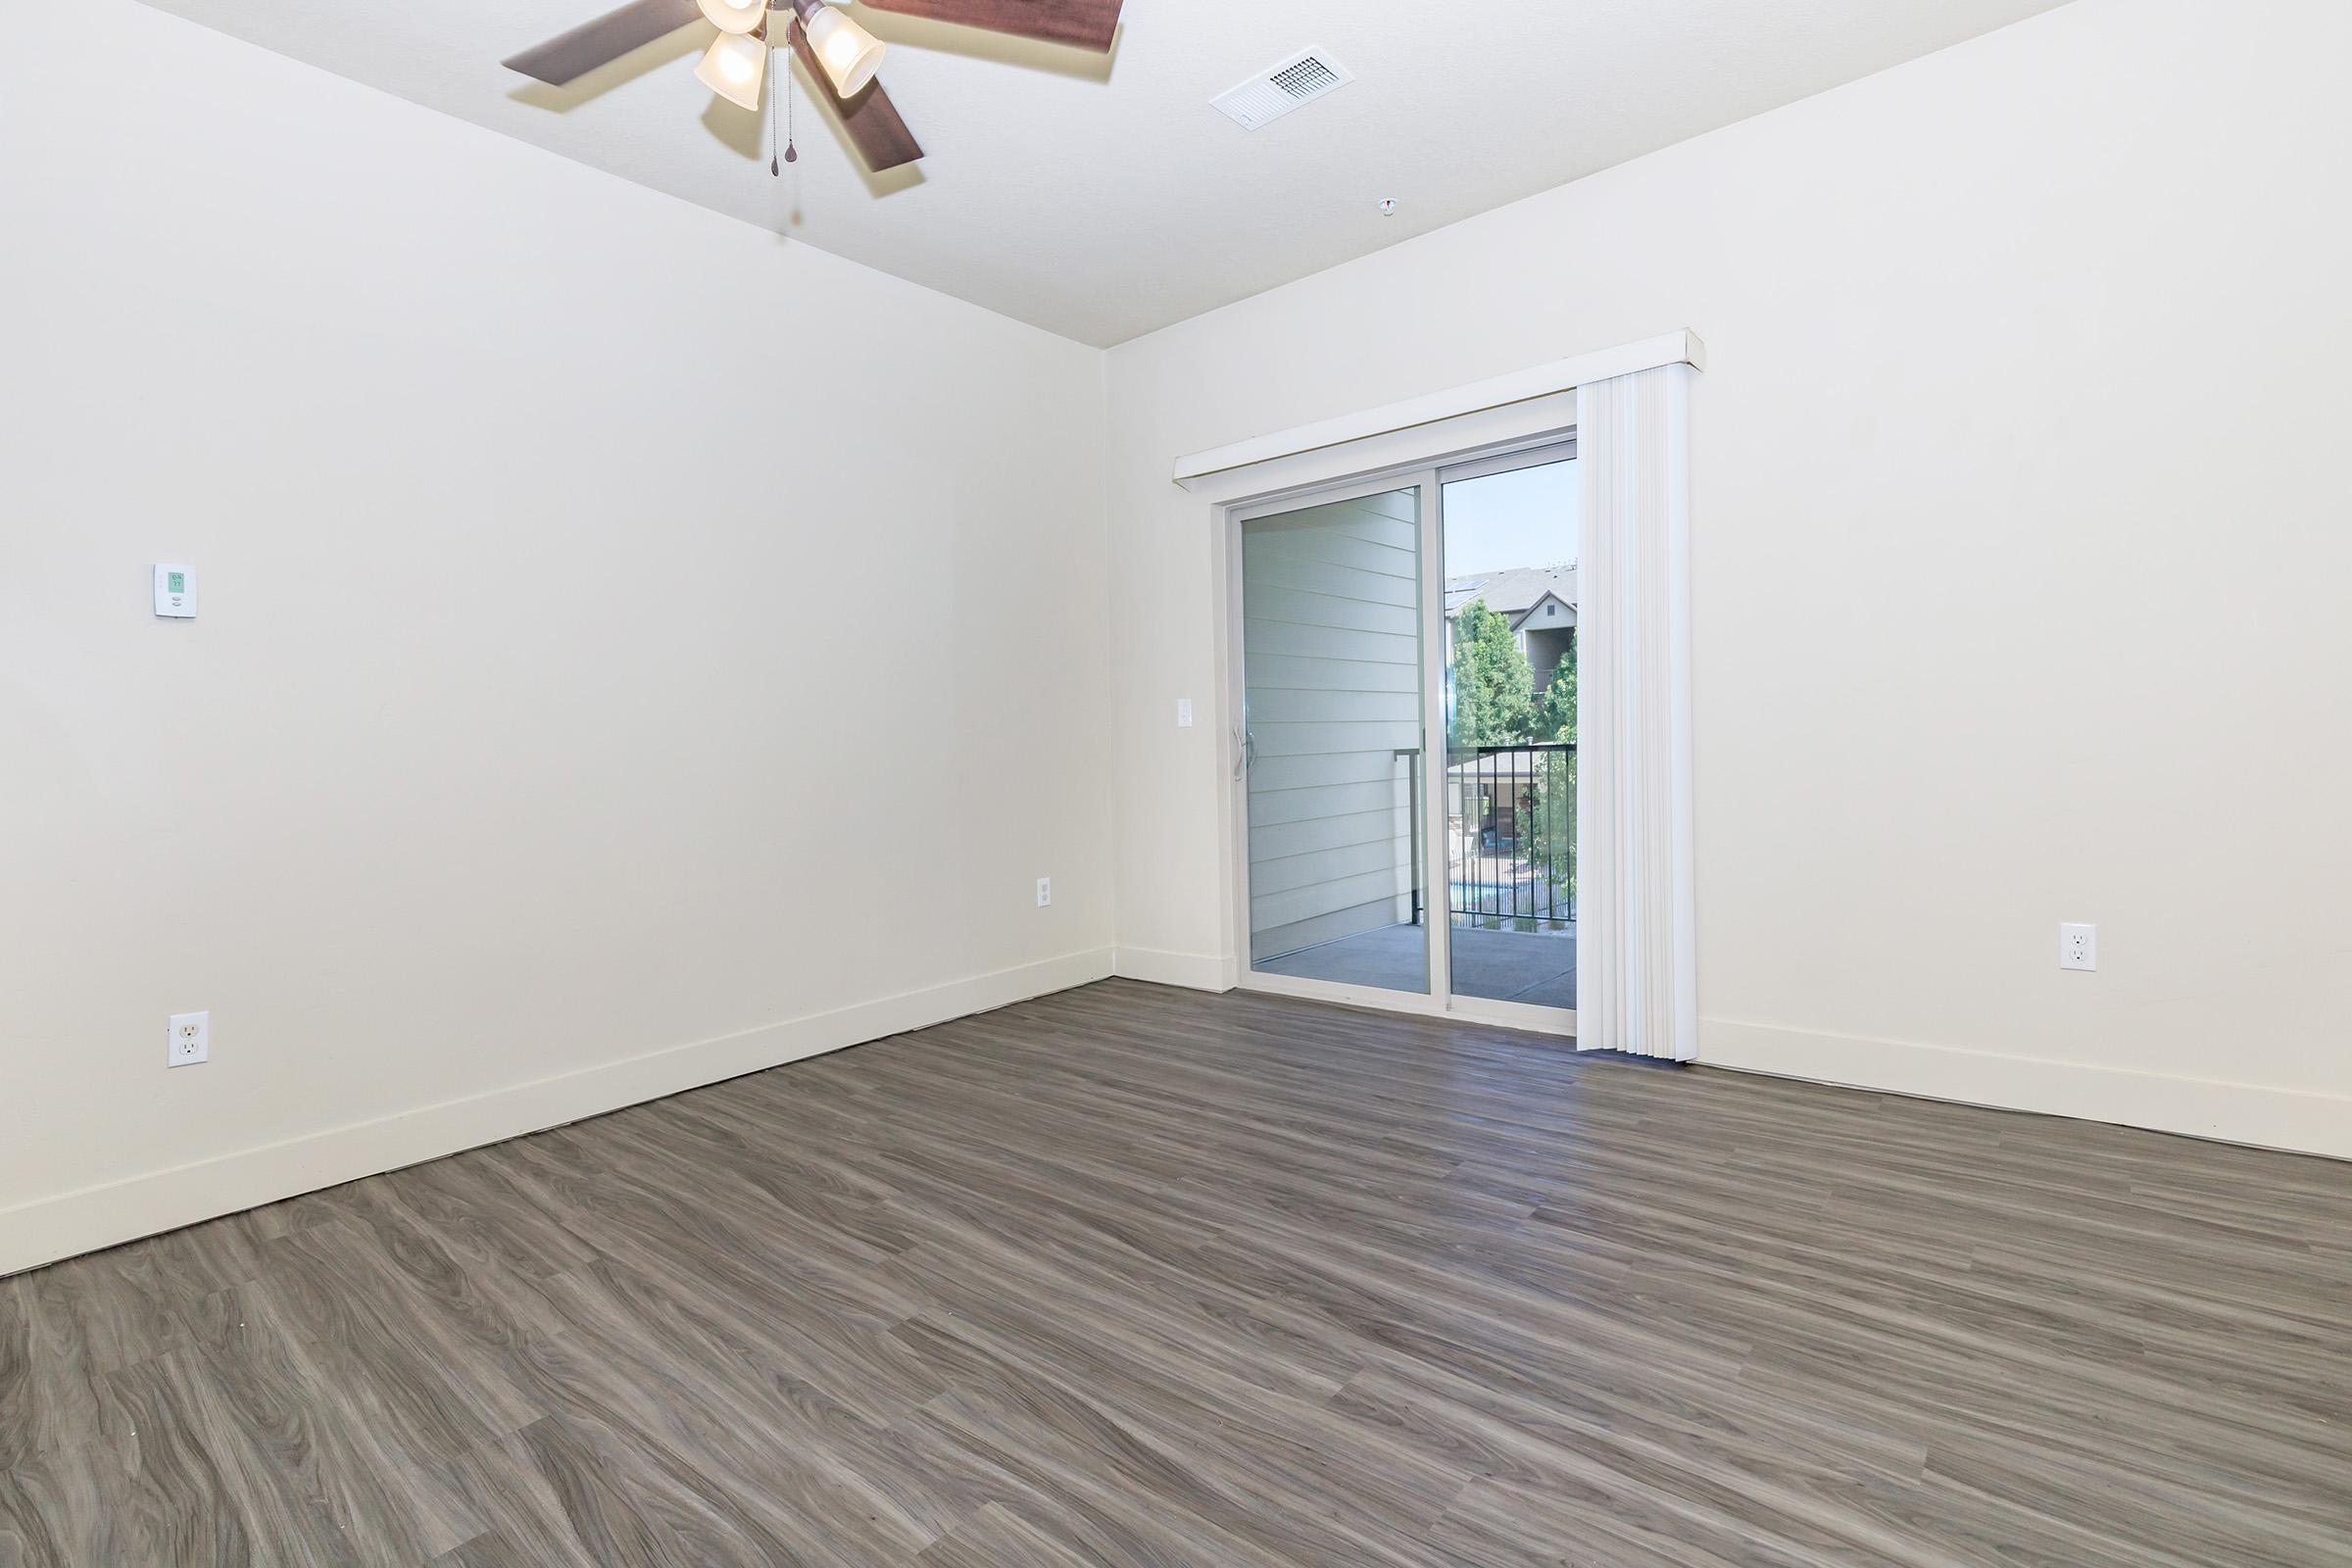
1516 590 1576 630
1445 564 1578 618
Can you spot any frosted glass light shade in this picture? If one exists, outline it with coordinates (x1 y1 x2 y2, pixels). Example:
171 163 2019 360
695 31 766 110
803 4 884 97
696 0 767 35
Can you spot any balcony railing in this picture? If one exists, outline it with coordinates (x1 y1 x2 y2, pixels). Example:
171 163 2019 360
1447 742 1576 928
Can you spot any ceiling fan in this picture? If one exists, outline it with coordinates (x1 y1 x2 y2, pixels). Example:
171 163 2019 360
503 0 1121 172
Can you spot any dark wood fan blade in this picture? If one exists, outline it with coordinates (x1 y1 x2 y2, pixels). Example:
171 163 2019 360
503 0 703 85
786 18 925 171
857 0 1120 53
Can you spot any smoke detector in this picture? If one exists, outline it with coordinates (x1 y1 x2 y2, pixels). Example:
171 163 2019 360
1211 50 1353 131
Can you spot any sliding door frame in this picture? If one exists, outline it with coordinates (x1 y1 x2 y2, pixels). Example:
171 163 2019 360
1229 467 1444 1012
1223 432 1578 1038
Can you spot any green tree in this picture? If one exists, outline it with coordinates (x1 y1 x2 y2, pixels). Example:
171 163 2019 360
1536 644 1578 917
1447 599 1536 748
1537 642 1577 744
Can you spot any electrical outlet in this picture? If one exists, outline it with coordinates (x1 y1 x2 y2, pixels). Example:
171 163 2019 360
2058 923 2096 972
1036 877 1053 908
1176 698 1194 728
168 1010 210 1066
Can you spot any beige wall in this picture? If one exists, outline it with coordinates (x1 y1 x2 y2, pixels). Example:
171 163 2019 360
0 1 1112 1272
1106 0 2352 1154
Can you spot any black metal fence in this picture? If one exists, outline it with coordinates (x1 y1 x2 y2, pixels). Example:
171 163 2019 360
1447 742 1576 927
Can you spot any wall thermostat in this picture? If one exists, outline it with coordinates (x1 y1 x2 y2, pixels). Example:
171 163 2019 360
153 564 197 618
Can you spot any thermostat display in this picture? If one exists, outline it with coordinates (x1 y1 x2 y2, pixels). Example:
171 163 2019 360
154 564 197 618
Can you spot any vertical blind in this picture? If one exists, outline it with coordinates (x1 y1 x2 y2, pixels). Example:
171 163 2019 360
1576 364 1698 1060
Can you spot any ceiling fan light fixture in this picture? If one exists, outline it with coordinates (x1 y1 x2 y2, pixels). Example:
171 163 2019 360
804 3 885 98
695 0 768 35
695 29 767 109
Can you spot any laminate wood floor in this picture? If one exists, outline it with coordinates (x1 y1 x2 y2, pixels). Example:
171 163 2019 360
4 979 2349 1566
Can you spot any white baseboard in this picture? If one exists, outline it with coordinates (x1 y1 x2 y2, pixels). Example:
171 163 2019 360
1113 946 1236 991
0 948 1116 1278
1701 1017 2352 1161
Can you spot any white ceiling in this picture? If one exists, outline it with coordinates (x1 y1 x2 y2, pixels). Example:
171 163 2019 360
137 0 2073 345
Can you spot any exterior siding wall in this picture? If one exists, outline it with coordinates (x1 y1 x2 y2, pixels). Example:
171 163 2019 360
1243 491 1423 961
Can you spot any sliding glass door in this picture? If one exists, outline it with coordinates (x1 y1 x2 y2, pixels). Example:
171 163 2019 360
1440 448 1579 1014
1232 444 1578 1032
1238 481 1430 994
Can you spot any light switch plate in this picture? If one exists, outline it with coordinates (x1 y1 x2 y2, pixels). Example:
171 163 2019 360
154 564 197 618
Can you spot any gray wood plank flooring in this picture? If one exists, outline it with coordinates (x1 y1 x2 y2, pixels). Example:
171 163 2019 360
4 978 2348 1565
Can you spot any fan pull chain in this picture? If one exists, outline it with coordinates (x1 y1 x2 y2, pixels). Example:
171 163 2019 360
784 61 798 164
768 43 780 174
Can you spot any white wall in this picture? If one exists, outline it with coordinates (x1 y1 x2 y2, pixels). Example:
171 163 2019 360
0 0 1111 1273
8 0 2349 1280
1106 0 2352 1155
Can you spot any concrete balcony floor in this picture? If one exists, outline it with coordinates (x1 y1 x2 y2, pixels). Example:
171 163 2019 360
1254 919 1576 1009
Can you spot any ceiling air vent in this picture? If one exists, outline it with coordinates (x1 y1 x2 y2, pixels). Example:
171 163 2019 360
1211 50 1353 131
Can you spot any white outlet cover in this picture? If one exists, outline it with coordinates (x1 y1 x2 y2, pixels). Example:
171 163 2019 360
2058 923 2097 972
1176 698 1194 728
1036 877 1053 907
169 1009 210 1066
